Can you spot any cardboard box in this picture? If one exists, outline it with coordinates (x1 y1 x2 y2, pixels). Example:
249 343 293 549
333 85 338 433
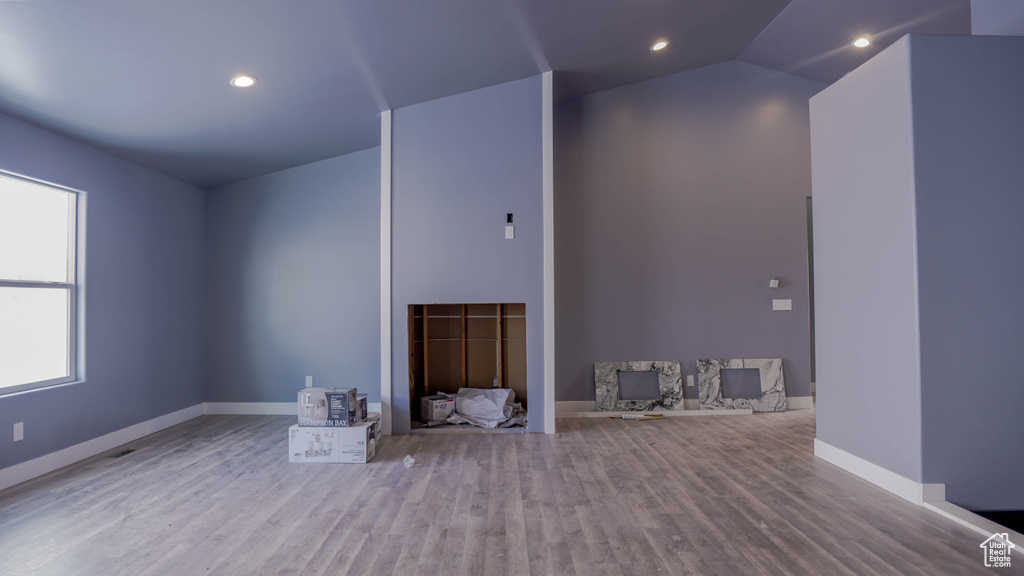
420 395 455 423
356 394 368 423
298 387 357 426
365 412 381 437
288 420 378 464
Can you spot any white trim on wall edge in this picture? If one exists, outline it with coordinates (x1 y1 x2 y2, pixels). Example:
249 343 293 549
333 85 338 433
0 403 204 492
380 109 393 437
541 70 556 435
814 438 944 505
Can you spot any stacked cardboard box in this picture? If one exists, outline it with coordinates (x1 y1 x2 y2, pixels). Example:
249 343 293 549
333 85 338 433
357 394 368 423
298 387 358 427
288 413 381 463
290 387 380 463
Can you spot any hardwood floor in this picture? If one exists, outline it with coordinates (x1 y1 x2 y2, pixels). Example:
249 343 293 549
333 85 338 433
0 410 1018 575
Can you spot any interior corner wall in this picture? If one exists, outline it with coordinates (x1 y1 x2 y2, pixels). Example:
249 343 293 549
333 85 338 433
554 61 822 404
910 35 1024 510
204 148 381 403
390 76 545 434
809 38 924 482
0 112 205 470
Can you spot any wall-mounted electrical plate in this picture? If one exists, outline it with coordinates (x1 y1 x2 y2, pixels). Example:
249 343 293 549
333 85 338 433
772 299 793 311
686 375 695 387
305 376 313 388
505 225 515 239
14 422 24 442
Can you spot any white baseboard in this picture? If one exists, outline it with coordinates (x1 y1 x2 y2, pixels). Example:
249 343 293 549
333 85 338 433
557 400 708 412
923 501 1024 557
0 401 389 493
558 408 753 418
554 399 752 418
787 396 814 410
691 397 813 410
203 402 382 416
814 438 944 505
204 402 296 415
557 398 813 412
555 401 595 413
0 403 204 492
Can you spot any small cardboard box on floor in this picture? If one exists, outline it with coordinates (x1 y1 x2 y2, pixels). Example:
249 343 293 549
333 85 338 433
297 387 357 426
289 413 381 464
421 394 455 423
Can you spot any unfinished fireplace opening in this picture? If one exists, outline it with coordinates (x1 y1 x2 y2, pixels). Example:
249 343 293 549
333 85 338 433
408 303 527 428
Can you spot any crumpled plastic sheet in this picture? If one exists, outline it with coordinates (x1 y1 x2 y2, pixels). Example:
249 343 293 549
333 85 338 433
445 388 527 428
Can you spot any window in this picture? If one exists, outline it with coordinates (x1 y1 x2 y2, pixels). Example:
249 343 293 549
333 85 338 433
0 172 79 394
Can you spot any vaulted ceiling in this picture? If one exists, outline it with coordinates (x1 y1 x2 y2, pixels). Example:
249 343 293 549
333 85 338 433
0 0 970 188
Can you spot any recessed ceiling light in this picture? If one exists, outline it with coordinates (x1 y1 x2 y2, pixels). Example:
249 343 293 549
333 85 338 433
651 40 668 52
230 75 257 88
853 37 871 48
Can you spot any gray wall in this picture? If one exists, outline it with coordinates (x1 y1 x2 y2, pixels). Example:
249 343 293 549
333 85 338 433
971 0 1024 35
911 35 1024 510
810 38 924 482
205 149 381 402
0 112 204 470
391 76 545 433
554 61 822 403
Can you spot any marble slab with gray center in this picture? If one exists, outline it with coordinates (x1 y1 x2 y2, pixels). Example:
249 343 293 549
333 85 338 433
697 358 786 412
594 361 683 411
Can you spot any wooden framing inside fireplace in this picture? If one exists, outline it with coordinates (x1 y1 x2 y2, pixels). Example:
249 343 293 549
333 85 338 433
407 303 527 421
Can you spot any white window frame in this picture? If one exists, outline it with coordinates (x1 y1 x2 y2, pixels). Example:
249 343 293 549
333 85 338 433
0 171 80 395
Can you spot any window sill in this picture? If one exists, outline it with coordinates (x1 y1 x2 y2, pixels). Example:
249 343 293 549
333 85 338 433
0 378 85 399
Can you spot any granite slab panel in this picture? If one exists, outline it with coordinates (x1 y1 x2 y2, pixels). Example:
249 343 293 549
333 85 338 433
697 358 786 412
594 361 683 411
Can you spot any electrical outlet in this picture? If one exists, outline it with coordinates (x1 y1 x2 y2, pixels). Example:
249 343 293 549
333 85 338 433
686 375 695 387
14 422 24 442
772 299 793 311
305 376 313 388
505 225 514 240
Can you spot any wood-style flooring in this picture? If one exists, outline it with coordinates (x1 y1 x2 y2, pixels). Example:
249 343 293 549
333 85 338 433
0 410 1018 575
